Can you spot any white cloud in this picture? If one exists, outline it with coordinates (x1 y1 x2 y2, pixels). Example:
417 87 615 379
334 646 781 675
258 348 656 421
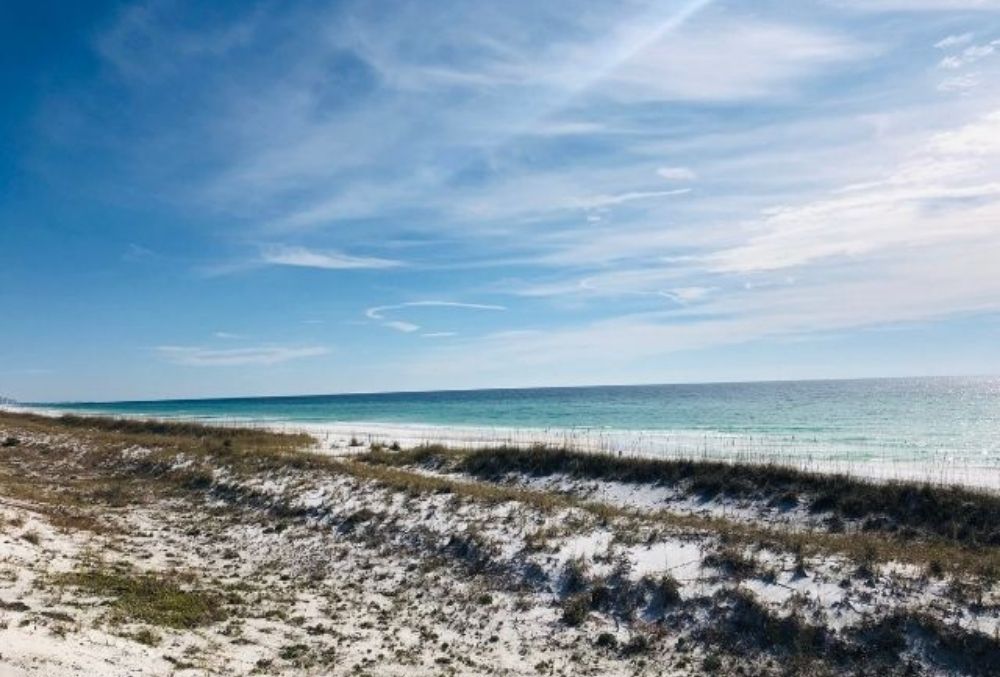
405 237 1000 380
156 345 329 366
384 321 421 333
936 33 975 49
468 107 1000 374
656 166 697 181
212 331 245 340
666 286 712 303
596 19 871 102
136 6 873 237
366 301 507 336
365 301 507 320
708 109 1000 273
574 188 691 209
526 223 716 268
938 40 999 69
517 268 687 298
515 268 719 303
421 332 457 338
938 73 982 92
441 168 697 223
261 245 401 270
123 243 155 261
215 13 865 231
929 109 1000 154
524 120 609 136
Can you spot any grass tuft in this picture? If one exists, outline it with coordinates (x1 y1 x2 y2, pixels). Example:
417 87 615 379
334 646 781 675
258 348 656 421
56 568 225 629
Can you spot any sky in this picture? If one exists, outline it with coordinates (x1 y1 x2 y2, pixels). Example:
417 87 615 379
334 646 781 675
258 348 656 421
2 0 1000 402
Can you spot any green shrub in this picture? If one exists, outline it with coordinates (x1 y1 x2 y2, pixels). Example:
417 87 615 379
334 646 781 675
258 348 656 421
58 568 225 629
561 594 590 626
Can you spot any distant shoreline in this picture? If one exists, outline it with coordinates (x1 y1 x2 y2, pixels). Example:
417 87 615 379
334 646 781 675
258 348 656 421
27 373 1000 407
11 403 999 492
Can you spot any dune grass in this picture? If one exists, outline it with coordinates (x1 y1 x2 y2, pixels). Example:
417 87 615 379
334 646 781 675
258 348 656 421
361 443 1000 548
2 411 998 578
55 567 225 629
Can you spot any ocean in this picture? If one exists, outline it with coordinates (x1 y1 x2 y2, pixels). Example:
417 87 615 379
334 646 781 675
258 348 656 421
32 377 1000 482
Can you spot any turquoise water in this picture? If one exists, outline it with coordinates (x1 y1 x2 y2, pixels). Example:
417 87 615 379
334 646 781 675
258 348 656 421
35 377 1000 467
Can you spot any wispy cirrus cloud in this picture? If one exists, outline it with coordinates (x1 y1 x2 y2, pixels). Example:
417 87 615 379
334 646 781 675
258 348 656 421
366 301 507 334
156 345 329 366
365 301 508 321
935 33 975 49
402 237 1000 384
938 72 982 92
707 109 1000 273
83 1 869 237
261 245 401 270
656 166 697 181
21 0 1000 398
514 105 1000 302
383 321 420 333
584 16 870 102
938 39 999 69
573 188 691 210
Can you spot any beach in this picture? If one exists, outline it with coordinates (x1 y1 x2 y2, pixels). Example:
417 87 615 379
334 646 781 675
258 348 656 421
19 377 1000 492
8 1 1000 674
1 410 998 676
281 419 1000 491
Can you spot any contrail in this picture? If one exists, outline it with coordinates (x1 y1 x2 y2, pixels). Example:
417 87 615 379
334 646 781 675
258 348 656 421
565 0 717 97
503 0 717 138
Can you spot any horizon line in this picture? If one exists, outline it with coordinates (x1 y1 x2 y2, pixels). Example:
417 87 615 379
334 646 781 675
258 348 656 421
29 372 1000 407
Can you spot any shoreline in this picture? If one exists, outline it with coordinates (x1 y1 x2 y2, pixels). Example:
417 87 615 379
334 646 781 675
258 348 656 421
8 404 999 491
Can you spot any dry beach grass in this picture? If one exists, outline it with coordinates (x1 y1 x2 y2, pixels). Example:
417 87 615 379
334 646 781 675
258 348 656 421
0 411 998 676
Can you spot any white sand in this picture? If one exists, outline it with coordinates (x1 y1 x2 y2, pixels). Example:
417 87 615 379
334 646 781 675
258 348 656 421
276 419 1000 491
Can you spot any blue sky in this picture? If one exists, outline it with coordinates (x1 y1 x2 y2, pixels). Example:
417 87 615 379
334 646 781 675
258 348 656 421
3 0 1000 402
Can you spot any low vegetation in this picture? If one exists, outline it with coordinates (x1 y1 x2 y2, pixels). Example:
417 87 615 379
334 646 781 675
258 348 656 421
55 567 225 629
362 443 1000 548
